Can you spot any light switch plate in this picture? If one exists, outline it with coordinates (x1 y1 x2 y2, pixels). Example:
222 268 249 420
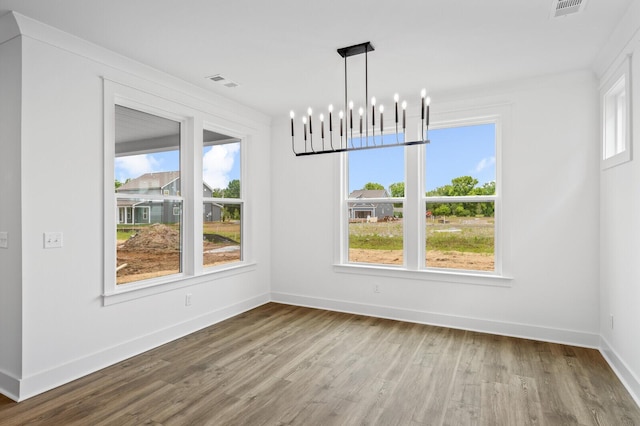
0 232 7 248
44 232 63 249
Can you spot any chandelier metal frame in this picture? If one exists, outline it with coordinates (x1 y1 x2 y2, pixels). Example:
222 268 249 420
289 41 431 157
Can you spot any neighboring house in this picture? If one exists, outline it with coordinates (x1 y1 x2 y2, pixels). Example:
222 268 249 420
348 189 394 219
116 171 221 224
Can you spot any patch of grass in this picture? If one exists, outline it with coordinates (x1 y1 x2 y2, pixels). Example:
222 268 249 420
117 230 136 241
349 234 403 250
348 218 494 253
426 231 494 254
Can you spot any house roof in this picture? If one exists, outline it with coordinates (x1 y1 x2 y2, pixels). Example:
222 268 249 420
118 171 179 192
349 189 389 199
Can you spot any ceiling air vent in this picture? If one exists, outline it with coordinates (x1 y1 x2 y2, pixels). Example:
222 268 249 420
206 74 240 88
551 0 588 18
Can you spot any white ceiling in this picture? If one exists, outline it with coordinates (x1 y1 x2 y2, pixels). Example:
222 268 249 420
0 0 633 118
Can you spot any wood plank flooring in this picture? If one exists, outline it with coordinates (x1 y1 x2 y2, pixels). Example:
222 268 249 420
1 303 639 425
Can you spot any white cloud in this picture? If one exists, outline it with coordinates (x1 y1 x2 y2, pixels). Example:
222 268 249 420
474 156 495 173
203 143 240 189
115 155 160 181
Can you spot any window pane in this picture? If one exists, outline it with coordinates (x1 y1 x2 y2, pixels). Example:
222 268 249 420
114 106 181 192
114 106 182 285
203 129 241 198
349 141 404 198
348 202 403 266
203 202 241 268
426 124 495 196
116 200 182 284
604 76 626 159
426 201 494 271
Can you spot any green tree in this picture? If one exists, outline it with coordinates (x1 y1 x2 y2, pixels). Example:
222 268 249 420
433 204 451 216
427 176 496 218
224 179 241 198
211 188 225 198
449 176 478 196
224 179 241 220
472 181 496 196
454 205 471 217
389 182 405 198
115 178 130 190
363 182 384 190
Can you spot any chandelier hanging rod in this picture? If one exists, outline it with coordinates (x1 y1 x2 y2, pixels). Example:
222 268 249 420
289 41 431 157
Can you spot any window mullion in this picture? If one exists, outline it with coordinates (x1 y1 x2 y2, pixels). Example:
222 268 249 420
404 144 420 270
189 116 203 276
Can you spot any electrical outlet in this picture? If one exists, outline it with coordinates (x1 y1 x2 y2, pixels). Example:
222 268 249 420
0 232 7 249
185 293 192 306
43 232 63 249
610 314 614 330
373 283 380 293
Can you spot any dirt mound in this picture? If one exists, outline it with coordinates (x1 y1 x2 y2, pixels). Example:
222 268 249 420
120 223 180 252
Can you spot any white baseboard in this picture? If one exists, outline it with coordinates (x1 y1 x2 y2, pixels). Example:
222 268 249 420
0 368 20 402
11 292 634 407
15 293 270 402
600 337 640 408
270 292 600 348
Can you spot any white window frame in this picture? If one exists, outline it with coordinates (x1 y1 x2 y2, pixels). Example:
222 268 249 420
103 79 254 305
601 54 632 169
335 103 512 286
422 115 500 274
201 121 245 271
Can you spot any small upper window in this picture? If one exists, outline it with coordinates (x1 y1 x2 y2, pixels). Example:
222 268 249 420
601 56 631 169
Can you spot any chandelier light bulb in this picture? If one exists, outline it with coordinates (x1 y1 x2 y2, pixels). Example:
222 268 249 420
302 116 307 124
320 113 324 122
421 88 426 98
307 107 312 116
349 101 354 110
402 101 407 110
371 97 376 106
358 107 364 116
339 110 344 119
426 96 431 105
290 111 295 119
328 104 333 113
379 105 384 113
394 93 399 102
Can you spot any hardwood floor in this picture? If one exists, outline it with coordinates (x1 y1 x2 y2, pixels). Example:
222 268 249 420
1 303 639 425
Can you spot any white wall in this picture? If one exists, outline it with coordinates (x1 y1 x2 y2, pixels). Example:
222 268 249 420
271 70 600 347
597 0 640 405
3 12 272 401
0 15 23 400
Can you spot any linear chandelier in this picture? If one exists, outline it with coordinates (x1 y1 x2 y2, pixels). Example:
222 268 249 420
289 41 431 157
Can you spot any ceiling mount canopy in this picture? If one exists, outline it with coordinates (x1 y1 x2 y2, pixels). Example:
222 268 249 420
289 41 431 157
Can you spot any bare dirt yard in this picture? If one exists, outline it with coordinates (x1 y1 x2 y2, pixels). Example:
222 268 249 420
116 223 240 284
349 248 494 271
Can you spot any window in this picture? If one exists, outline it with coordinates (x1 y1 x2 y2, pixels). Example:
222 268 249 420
346 139 404 266
202 128 242 268
425 123 496 272
601 55 631 169
340 105 506 279
104 79 251 299
114 106 183 285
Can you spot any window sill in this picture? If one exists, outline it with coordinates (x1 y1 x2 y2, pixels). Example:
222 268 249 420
602 150 631 170
103 262 257 306
333 263 513 287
